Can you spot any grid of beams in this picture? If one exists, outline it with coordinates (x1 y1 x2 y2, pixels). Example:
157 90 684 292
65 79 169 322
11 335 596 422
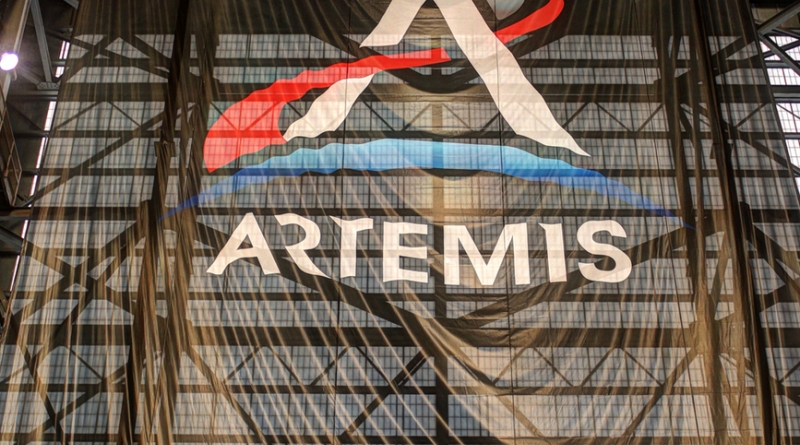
1 0 800 443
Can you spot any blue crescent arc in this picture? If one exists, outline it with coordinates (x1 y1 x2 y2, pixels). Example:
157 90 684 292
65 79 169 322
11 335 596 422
175 1 691 225
168 139 683 226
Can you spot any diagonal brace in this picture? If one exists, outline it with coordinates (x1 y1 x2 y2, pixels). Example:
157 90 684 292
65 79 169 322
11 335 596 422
759 0 800 35
29 0 52 84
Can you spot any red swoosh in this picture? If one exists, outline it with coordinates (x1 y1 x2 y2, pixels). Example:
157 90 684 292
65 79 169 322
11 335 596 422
205 49 451 171
495 0 563 44
205 0 563 172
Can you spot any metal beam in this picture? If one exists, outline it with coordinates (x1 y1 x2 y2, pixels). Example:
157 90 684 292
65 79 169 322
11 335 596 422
770 85 800 101
763 39 800 60
758 0 800 34
0 208 30 221
0 226 23 250
697 0 779 443
116 0 194 443
29 0 53 84
7 89 57 99
767 26 800 40
761 36 800 76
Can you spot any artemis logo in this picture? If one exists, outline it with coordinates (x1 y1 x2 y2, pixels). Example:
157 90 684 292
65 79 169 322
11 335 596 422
171 0 679 224
201 0 581 172
208 214 633 285
179 0 681 284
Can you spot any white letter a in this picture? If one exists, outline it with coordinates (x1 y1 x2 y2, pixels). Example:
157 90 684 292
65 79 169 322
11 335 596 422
208 213 279 275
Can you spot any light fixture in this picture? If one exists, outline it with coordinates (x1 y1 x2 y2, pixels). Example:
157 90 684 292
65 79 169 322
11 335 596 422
0 52 19 71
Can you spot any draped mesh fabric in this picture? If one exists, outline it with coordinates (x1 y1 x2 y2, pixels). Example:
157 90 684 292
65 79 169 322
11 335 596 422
1 0 799 443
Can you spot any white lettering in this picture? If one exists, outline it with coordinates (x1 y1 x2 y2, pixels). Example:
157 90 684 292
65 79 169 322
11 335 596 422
330 217 374 278
383 222 428 283
540 223 567 282
444 223 530 286
208 213 279 275
275 213 328 278
576 220 632 283
212 215 636 285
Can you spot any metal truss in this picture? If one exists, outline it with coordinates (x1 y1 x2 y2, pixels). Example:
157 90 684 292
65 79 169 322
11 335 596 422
756 0 800 178
0 0 799 444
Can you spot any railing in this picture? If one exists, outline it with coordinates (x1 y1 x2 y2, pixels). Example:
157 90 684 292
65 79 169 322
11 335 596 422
0 91 21 206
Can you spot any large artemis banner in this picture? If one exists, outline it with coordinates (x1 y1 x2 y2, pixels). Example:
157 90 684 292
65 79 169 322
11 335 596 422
2 0 800 443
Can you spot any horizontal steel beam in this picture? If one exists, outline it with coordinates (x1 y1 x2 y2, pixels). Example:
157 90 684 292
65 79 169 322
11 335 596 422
0 434 778 445
0 383 761 396
771 85 800 101
7 89 57 99
12 323 800 347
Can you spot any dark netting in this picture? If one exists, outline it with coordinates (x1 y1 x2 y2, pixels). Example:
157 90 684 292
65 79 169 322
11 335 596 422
1 0 799 443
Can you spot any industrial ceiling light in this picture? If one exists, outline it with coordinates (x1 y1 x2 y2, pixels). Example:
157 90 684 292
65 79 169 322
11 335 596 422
0 52 19 71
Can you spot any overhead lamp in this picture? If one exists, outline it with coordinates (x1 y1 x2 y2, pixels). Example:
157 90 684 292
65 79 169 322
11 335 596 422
0 52 19 71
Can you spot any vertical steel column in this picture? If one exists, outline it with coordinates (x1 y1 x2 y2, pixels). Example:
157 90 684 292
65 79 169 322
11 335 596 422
430 107 450 445
29 0 53 85
655 2 731 442
690 0 778 442
115 0 192 443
